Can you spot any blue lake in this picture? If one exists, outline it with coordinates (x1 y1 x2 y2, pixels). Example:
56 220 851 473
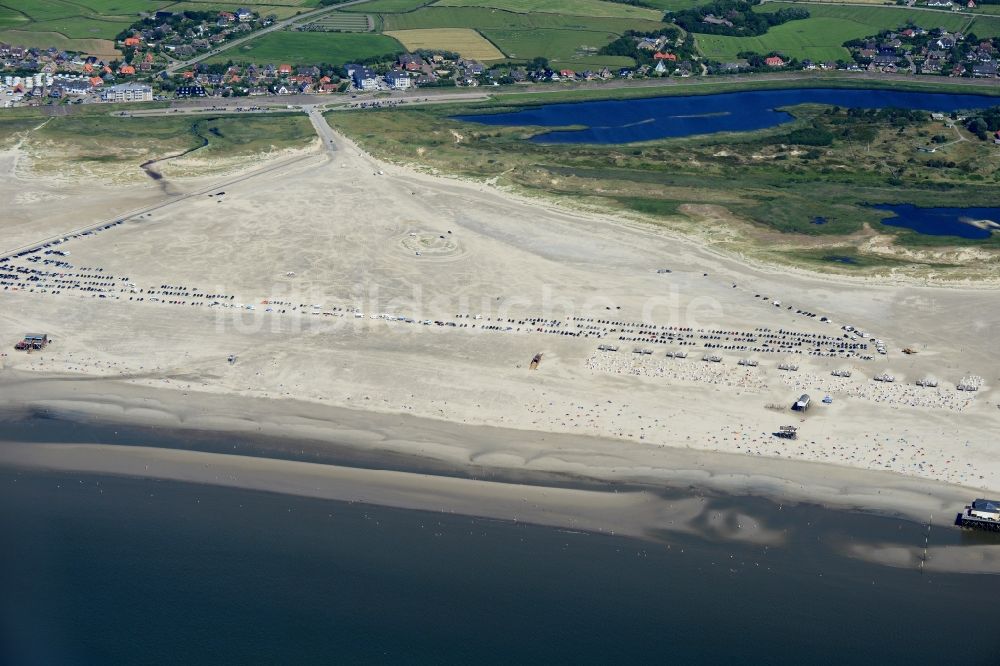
873 204 1000 239
455 88 1000 143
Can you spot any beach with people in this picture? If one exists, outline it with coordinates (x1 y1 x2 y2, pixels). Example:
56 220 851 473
0 116 998 532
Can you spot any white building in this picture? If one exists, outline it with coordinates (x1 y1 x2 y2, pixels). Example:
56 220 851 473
970 499 1000 520
100 83 153 103
385 71 410 90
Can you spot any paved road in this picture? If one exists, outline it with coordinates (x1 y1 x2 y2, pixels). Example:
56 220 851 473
306 105 339 153
164 0 376 75
110 70 1000 122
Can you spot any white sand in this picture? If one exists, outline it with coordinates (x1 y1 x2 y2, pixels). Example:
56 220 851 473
1 117 998 530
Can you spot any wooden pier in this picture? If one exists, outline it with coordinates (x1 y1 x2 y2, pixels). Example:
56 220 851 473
956 514 1000 532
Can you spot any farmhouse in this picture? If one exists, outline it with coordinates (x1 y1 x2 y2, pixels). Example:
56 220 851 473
764 56 785 67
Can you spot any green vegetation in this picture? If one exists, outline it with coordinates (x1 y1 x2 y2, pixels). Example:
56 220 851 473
698 3 974 61
756 2 971 32
304 12 372 31
0 0 137 50
697 18 862 61
483 28 637 68
672 0 809 37
968 14 1000 38
638 0 703 9
342 0 434 10
492 74 1000 105
4 109 314 179
430 0 664 20
381 6 665 32
325 93 1000 273
205 30 404 65
778 247 921 271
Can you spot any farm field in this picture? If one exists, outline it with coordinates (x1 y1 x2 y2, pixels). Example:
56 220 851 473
304 12 372 31
698 4 974 61
483 27 636 68
163 4 305 19
205 29 403 65
697 17 868 61
757 3 972 32
166 0 319 7
643 0 703 9
0 0 147 51
0 5 27 29
381 6 666 32
341 0 433 11
968 14 1000 37
386 27 503 59
430 0 664 20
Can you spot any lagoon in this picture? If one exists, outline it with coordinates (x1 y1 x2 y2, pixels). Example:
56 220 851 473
456 88 1000 143
873 203 1000 240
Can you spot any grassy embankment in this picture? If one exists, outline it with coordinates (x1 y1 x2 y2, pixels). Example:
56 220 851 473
1 108 315 179
488 74 1000 104
326 93 1000 274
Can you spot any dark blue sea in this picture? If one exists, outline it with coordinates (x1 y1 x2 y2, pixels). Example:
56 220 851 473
873 203 1000 239
2 416 1000 664
456 88 1000 143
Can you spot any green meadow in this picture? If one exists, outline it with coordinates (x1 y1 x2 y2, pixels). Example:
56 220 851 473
698 3 974 62
206 30 404 65
430 0 663 20
483 27 636 67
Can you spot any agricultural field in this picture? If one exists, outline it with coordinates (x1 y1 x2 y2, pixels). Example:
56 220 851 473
341 0 434 11
697 17 866 61
757 3 972 32
380 6 665 32
0 0 148 51
303 12 372 31
386 28 504 62
429 0 664 20
163 4 306 19
386 27 503 59
482 28 636 68
698 4 974 61
641 0 704 9
206 29 403 65
968 14 1000 37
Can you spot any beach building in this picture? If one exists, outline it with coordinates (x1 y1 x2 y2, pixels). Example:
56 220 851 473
100 83 152 103
385 71 410 90
792 394 811 411
970 499 1000 520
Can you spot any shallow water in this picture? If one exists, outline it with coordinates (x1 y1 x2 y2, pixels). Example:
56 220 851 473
872 203 999 239
1 416 999 663
456 88 1000 143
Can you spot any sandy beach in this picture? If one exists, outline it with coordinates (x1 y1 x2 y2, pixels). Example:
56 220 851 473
1 114 998 557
